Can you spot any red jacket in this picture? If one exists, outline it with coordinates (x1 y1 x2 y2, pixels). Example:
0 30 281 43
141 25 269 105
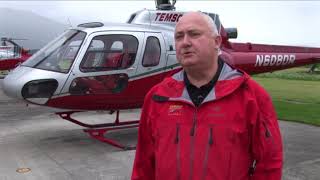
132 64 283 180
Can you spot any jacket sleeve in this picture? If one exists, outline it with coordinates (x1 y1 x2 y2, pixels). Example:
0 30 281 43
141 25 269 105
251 84 283 180
131 92 156 180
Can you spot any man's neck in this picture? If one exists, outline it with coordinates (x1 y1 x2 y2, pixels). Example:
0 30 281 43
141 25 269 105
185 59 219 88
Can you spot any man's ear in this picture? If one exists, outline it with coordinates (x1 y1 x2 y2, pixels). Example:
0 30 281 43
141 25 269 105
214 36 222 48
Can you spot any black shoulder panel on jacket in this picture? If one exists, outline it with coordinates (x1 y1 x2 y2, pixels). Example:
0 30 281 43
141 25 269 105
152 94 169 102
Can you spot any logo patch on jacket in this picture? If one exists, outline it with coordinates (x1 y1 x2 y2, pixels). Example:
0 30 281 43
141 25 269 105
168 105 183 116
208 106 226 118
213 106 221 112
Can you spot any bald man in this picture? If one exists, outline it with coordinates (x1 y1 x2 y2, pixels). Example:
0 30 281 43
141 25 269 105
132 12 283 180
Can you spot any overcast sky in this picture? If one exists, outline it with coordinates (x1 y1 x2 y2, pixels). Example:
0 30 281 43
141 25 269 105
1 1 320 47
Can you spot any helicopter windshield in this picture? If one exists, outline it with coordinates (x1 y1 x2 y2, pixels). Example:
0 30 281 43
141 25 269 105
22 30 86 73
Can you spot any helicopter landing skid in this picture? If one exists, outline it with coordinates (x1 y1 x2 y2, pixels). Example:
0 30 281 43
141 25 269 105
56 111 139 150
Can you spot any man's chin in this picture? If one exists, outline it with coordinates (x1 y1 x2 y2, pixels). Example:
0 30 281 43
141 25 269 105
180 61 197 67
179 58 196 66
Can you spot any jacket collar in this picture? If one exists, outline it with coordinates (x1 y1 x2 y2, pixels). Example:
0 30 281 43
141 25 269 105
156 61 249 106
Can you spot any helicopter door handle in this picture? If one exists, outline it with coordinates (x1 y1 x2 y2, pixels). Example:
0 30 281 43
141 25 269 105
127 66 136 71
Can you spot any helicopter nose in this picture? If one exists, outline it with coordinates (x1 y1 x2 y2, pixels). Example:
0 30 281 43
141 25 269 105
3 67 28 99
2 66 58 105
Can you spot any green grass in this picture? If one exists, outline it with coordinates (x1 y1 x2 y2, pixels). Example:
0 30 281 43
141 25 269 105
253 77 320 126
255 67 320 81
272 100 320 126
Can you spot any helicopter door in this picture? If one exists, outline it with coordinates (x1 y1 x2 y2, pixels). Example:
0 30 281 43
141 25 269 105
135 33 166 81
63 32 144 95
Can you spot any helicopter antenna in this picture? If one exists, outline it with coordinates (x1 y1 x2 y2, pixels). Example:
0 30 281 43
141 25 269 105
155 0 176 10
67 17 73 28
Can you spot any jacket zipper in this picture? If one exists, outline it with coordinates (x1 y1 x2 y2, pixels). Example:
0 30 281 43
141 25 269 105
175 124 181 180
189 109 197 180
263 121 271 138
247 120 271 178
262 120 276 147
262 120 276 157
249 159 257 177
201 127 214 180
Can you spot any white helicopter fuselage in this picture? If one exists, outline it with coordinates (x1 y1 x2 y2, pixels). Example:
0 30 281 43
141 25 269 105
3 9 207 109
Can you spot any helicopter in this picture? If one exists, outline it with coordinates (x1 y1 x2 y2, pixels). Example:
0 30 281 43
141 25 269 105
2 0 320 150
0 37 32 72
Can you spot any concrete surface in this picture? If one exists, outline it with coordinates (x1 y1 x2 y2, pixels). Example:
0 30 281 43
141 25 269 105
0 79 320 180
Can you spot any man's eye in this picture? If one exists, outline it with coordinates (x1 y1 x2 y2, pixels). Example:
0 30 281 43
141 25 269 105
175 35 183 40
190 32 200 37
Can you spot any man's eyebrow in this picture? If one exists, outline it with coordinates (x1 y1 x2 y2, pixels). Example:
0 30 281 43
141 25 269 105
175 27 202 35
175 31 184 36
187 29 201 33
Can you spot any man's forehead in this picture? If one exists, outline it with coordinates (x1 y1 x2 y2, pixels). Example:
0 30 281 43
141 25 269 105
175 25 203 33
180 13 206 23
175 14 208 31
175 20 207 33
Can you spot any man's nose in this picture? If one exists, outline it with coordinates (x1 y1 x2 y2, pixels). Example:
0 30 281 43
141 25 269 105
181 35 191 47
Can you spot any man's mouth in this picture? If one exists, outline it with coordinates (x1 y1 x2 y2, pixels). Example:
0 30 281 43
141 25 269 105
183 51 194 56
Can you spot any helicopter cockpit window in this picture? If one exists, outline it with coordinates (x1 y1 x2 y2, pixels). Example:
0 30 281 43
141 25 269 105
142 36 161 67
22 30 86 73
82 40 105 68
80 34 138 72
69 74 129 95
110 41 123 51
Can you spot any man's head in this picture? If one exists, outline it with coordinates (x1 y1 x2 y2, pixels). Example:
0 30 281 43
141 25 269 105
174 12 222 72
